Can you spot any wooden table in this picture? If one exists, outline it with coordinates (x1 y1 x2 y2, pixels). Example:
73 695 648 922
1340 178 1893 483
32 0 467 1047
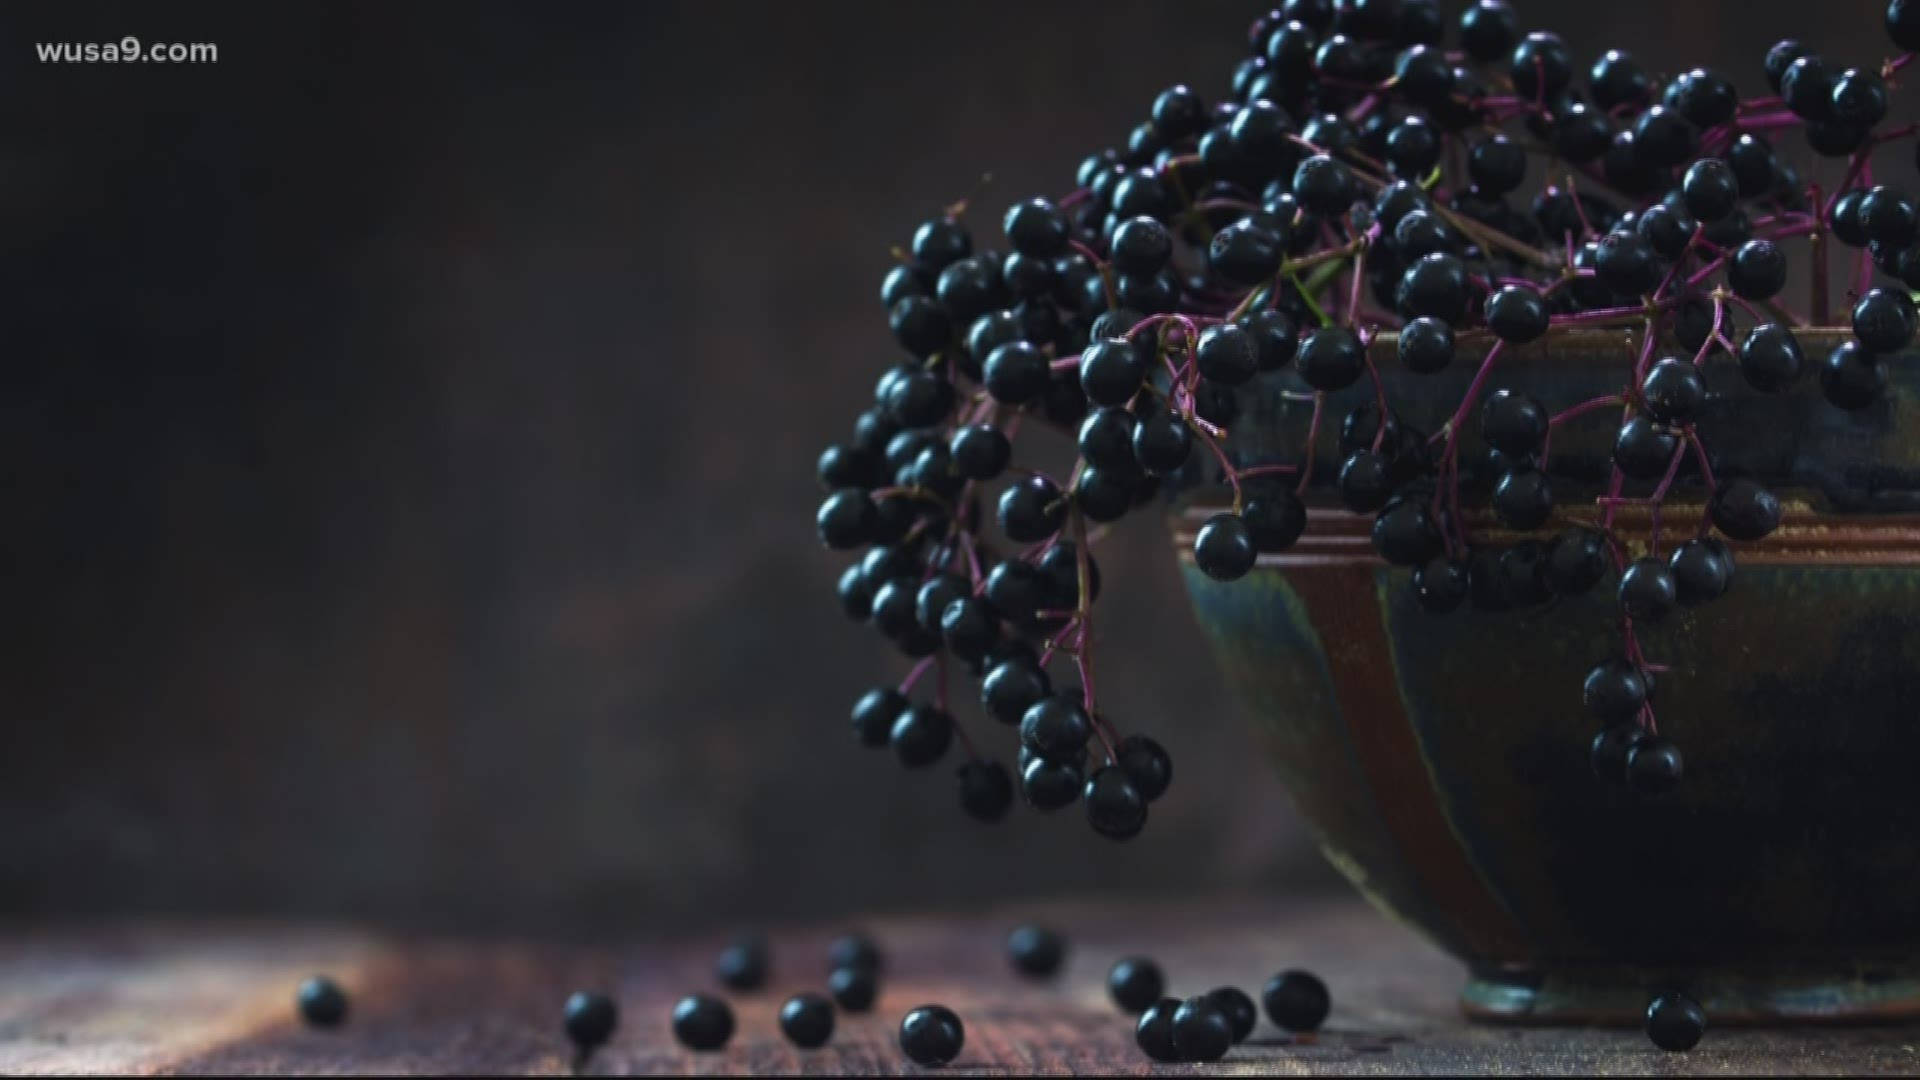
3 893 1916 1075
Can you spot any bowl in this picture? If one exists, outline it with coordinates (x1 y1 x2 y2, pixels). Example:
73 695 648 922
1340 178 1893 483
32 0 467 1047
1168 326 1920 1024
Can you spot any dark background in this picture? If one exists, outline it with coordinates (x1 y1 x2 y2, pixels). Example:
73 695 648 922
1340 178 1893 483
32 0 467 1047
0 0 1888 936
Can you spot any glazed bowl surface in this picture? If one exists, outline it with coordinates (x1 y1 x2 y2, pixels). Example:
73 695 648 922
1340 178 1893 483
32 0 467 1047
1168 327 1920 1023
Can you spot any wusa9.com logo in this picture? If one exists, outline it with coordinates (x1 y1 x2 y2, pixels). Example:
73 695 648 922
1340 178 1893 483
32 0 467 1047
37 37 218 63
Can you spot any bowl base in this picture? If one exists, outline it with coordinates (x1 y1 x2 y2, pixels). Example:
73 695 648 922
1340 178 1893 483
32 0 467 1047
1463 966 1920 1026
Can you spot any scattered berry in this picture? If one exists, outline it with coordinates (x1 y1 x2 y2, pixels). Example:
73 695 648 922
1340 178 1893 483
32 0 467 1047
296 976 347 1028
899 1005 965 1067
672 994 735 1052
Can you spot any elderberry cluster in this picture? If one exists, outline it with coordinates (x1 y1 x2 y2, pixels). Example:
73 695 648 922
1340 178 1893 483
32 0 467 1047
817 0 1920 842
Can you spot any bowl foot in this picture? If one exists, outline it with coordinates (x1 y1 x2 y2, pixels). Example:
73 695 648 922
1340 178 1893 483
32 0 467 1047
1463 966 1920 1026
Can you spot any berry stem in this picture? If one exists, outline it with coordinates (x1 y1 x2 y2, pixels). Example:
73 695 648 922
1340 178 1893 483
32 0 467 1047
1295 391 1325 496
1808 181 1830 325
899 655 935 696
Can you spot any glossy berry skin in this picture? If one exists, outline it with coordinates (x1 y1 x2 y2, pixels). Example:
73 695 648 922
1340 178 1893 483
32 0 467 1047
1641 358 1707 424
1493 469 1553 531
1831 67 1888 127
1594 231 1659 297
1413 557 1469 613
1782 54 1833 120
1458 1 1517 62
1085 766 1149 839
297 976 348 1027
912 217 971 271
716 935 769 991
1398 316 1453 373
1020 755 1082 811
951 425 1011 481
1670 539 1734 606
1545 527 1608 595
1080 337 1148 407
1709 478 1782 541
1619 558 1678 623
890 705 954 768
1669 68 1735 127
1293 155 1355 216
1021 696 1091 761
1386 116 1441 177
984 341 1050 404
1680 159 1737 223
1508 31 1570 99
1195 513 1258 581
828 966 878 1013
1207 987 1258 1043
1646 992 1707 1051
982 659 1049 725
1589 49 1650 108
779 993 835 1050
1822 339 1888 409
1373 500 1443 564
958 759 1014 822
1397 253 1470 323
1109 957 1166 1014
1110 216 1171 276
1197 324 1259 386
1004 198 1068 258
1853 288 1916 353
1135 999 1184 1063
899 1005 965 1067
1591 724 1649 784
889 296 951 359
1485 286 1548 344
1116 734 1173 801
1632 105 1697 168
1297 327 1364 390
852 687 907 748
1007 925 1066 977
999 476 1066 543
1614 416 1679 479
1208 220 1282 286
1480 389 1547 455
1729 239 1786 300
1584 658 1649 723
816 490 875 550
1241 308 1299 371
1628 737 1685 795
1467 135 1526 196
1738 323 1806 392
1859 187 1917 246
1244 489 1308 552
1171 996 1234 1063
1133 411 1193 475
673 994 735 1052
1263 969 1331 1032
1338 451 1393 513
1637 203 1697 260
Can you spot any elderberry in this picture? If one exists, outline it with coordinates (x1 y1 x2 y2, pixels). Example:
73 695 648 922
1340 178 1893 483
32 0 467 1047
1646 992 1707 1051
898 1005 965 1067
779 994 835 1050
1007 925 1066 977
297 976 348 1028
1262 969 1330 1032
672 994 735 1052
1109 957 1166 1014
1135 999 1184 1063
1171 996 1234 1063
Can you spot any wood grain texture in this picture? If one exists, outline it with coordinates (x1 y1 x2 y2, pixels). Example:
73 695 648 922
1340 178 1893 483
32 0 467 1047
5 895 1916 1076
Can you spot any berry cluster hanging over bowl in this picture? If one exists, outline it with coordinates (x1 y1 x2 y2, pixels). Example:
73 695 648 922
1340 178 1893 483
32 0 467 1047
815 0 1920 838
